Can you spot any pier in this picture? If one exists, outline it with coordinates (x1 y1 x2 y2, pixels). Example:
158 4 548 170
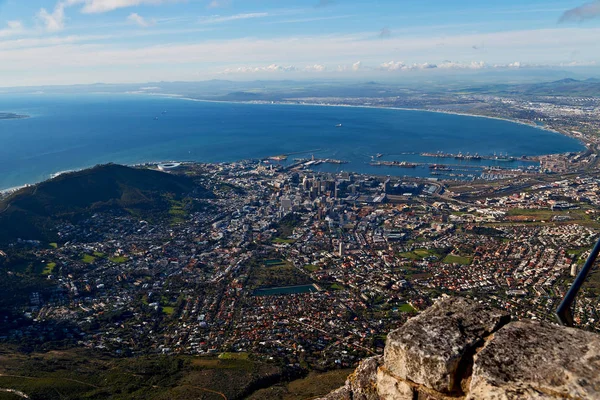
370 161 419 168
265 149 323 162
294 158 348 166
419 151 537 162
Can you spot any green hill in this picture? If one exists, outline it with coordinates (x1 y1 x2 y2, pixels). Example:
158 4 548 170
0 164 212 243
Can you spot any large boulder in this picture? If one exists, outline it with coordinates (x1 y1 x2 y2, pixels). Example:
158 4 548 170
468 320 600 400
317 356 382 400
384 297 510 393
319 296 600 400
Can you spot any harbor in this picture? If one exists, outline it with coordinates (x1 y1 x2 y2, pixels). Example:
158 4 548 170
369 160 537 172
419 151 538 162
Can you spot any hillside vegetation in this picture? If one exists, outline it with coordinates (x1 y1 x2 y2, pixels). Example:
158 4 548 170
0 346 290 400
0 164 212 243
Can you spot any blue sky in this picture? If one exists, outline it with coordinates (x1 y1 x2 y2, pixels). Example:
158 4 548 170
0 0 599 86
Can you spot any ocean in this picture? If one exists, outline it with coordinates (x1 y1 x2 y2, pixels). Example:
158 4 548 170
0 93 585 190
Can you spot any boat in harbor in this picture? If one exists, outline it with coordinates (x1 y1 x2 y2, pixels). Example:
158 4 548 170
370 161 417 168
493 152 516 162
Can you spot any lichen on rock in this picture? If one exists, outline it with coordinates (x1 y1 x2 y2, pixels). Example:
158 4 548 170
384 297 510 394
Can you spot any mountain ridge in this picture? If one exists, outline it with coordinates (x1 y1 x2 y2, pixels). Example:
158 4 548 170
0 164 212 243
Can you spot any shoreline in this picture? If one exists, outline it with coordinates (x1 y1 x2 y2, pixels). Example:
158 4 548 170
0 94 588 192
139 92 586 147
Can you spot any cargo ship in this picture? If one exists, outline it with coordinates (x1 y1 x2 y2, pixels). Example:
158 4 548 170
429 164 451 171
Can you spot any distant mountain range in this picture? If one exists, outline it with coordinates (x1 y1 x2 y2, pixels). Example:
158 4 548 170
464 78 600 96
0 164 212 243
2 72 600 100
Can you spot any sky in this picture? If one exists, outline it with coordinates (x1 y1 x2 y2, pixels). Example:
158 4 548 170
0 0 600 86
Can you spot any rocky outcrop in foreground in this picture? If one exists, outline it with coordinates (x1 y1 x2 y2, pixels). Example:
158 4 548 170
319 297 600 400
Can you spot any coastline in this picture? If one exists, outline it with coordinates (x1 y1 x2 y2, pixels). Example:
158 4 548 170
140 92 585 146
0 161 182 193
0 94 588 192
0 185 28 195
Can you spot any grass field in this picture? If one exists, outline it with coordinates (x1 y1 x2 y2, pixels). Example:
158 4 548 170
399 249 439 260
81 254 96 264
273 238 295 244
109 256 128 263
162 306 175 315
506 207 600 227
168 200 187 225
397 303 416 313
41 262 56 275
0 347 284 400
442 254 472 265
399 265 433 279
304 264 320 272
49 242 58 249
249 259 312 289
218 352 249 361
248 369 353 400
93 251 105 258
506 208 557 220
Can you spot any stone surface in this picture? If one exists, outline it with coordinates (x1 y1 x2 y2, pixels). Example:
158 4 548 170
348 356 383 400
384 297 510 393
317 385 352 400
316 356 382 400
320 296 600 400
376 367 414 400
468 320 600 400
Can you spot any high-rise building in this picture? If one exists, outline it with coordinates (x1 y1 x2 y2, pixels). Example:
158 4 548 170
281 197 293 213
302 176 310 191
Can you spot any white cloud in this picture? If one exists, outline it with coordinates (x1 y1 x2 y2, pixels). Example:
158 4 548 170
2 27 600 85
36 0 175 31
207 0 230 9
0 34 112 51
38 3 68 32
223 64 297 73
127 13 153 27
222 64 331 74
304 64 326 72
379 61 406 71
81 0 174 14
352 61 362 71
378 60 502 71
267 15 354 24
437 61 486 69
37 0 89 32
199 13 270 24
559 60 597 66
0 21 25 38
379 61 438 71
